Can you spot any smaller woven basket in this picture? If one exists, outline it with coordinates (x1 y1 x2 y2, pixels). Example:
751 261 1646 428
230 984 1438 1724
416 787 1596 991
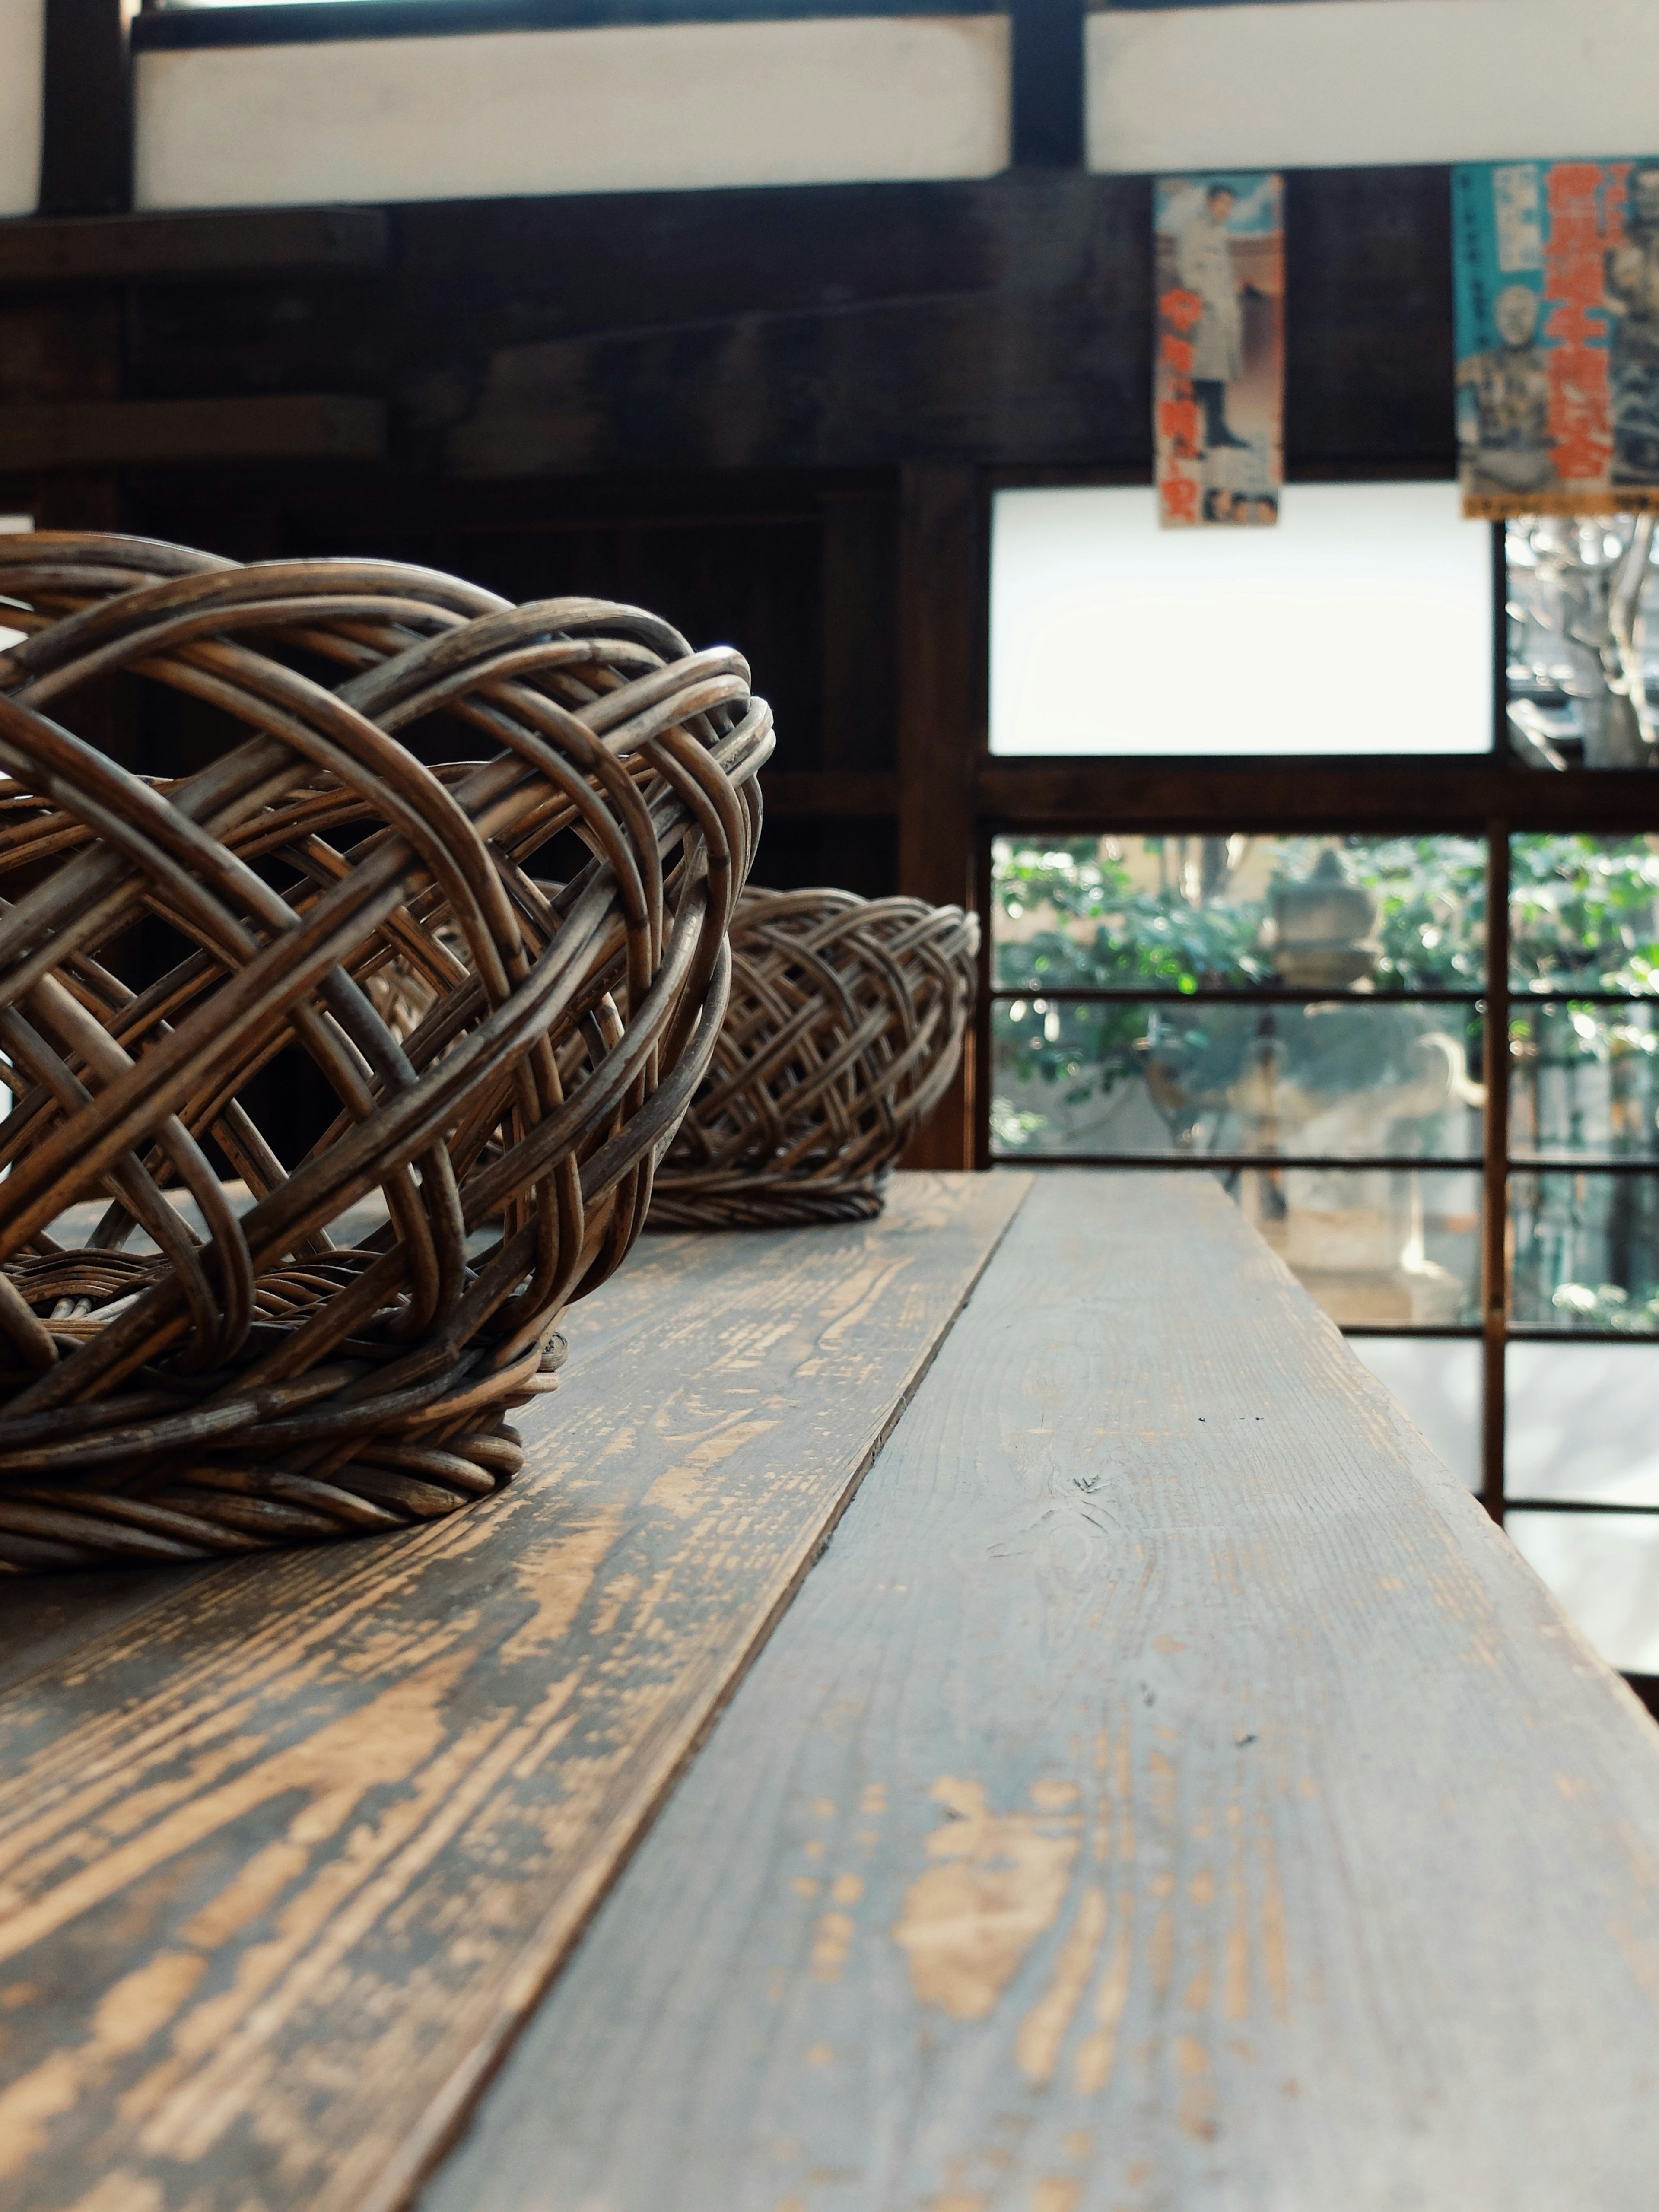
648 887 979 1229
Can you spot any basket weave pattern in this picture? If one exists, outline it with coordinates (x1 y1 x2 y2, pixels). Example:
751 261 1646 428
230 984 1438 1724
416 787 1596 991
0 534 769 1573
648 887 978 1229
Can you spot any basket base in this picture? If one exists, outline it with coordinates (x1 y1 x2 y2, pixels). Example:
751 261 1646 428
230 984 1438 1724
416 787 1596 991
0 1333 569 1576
647 1179 887 1231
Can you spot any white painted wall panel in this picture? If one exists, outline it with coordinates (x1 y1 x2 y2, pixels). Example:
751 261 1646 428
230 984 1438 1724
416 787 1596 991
0 0 44 217
1089 0 1659 174
135 13 1010 210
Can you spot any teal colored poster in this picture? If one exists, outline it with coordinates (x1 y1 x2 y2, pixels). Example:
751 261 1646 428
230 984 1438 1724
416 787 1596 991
1454 159 1659 518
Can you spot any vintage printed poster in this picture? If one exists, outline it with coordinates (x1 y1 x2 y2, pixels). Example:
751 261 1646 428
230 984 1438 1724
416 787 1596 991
1454 159 1659 518
1153 172 1284 528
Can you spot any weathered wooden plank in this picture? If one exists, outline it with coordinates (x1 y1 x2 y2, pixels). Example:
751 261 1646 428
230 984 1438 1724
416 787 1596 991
0 395 385 470
427 1170 1659 2212
0 1569 210 1699
0 1170 1030 2212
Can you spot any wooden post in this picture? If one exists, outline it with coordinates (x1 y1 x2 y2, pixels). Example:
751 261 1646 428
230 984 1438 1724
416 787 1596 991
1481 820 1510 1523
39 0 133 218
897 464 979 1170
1011 0 1086 169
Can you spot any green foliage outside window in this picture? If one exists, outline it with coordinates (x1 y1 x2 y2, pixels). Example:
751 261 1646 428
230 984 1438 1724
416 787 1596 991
991 836 1487 1151
992 835 1659 1329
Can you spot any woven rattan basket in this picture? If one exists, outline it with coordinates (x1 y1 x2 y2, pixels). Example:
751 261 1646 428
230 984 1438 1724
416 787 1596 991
0 533 769 1573
647 886 978 1228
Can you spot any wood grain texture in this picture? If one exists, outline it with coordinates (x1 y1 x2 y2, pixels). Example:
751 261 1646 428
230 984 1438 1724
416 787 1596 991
0 1170 1029 2212
0 1567 210 1697
426 1170 1659 2212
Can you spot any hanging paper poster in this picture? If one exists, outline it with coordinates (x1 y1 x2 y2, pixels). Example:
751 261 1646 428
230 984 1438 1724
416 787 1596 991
1454 159 1659 518
1154 172 1284 528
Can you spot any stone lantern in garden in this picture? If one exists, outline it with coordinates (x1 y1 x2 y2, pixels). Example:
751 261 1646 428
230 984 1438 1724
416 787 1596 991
1268 846 1380 988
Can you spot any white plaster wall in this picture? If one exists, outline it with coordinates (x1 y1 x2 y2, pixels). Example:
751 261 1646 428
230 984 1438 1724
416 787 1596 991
0 0 44 216
135 13 1010 210
1089 0 1659 173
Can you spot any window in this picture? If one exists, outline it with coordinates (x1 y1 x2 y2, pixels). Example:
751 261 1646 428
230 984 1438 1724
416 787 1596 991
1507 517 1659 770
988 481 1496 758
988 830 1659 1674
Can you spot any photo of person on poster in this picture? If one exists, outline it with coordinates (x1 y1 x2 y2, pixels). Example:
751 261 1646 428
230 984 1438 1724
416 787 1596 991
1608 162 1659 487
1456 281 1554 498
1153 171 1283 529
1177 182 1249 453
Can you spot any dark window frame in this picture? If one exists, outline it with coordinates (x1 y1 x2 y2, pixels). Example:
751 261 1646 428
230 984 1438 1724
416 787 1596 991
133 0 1001 54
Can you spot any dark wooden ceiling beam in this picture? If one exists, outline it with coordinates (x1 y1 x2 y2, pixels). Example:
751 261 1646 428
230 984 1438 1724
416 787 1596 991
0 395 386 470
0 207 389 286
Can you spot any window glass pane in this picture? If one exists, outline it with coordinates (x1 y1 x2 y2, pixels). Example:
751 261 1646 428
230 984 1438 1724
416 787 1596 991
1506 1511 1659 1675
992 835 1487 994
1509 1000 1659 1159
1506 518 1659 771
1507 1342 1659 1506
989 481 1494 758
1348 1336 1482 1489
1510 834 1659 993
1510 1170 1659 1332
992 997 1482 1162
1236 1165 1479 1328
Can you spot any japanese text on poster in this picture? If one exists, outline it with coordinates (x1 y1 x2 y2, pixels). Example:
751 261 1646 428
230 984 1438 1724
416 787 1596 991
1154 172 1284 529
1454 158 1659 518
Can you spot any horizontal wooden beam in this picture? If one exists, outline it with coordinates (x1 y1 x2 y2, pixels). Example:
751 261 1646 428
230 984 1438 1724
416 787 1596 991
132 0 990 49
761 771 898 817
0 395 386 470
0 208 388 286
975 756 1659 834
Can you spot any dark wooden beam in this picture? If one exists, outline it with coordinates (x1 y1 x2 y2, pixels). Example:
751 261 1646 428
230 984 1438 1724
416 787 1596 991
1011 0 1085 168
897 464 979 1170
39 0 132 219
762 772 899 817
0 208 388 286
0 395 385 470
429 168 1447 477
132 0 991 48
976 756 1659 835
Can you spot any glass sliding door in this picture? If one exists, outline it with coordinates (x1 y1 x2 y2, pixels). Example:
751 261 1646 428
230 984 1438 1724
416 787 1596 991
988 828 1659 1675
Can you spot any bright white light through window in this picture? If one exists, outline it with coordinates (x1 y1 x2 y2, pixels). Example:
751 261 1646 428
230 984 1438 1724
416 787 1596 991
989 480 1493 757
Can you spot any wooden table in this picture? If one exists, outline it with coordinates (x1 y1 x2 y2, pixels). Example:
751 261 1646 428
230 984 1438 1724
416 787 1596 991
5 1170 1659 2212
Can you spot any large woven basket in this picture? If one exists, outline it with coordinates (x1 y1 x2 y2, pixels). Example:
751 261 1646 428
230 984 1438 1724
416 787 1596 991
647 887 978 1228
0 533 769 1573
